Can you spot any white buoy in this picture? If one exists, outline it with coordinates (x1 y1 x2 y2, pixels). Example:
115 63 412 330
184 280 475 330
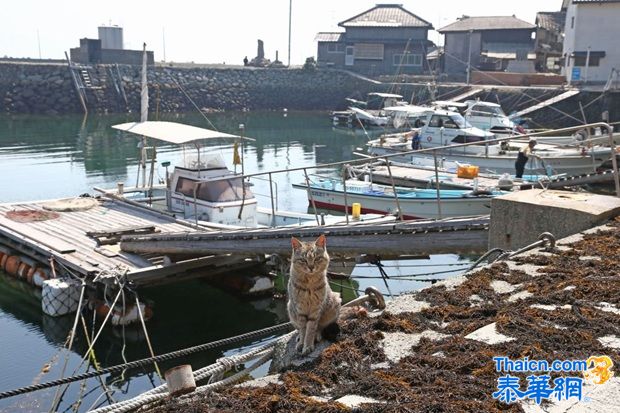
165 365 196 397
41 278 81 317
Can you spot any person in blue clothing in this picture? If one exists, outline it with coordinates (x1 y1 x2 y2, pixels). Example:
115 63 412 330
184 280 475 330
410 130 421 150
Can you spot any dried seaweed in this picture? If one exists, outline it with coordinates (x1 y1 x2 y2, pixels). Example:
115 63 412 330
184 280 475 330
144 221 620 413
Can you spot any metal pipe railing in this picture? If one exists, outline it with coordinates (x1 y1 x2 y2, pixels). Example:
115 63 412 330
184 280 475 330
181 122 620 198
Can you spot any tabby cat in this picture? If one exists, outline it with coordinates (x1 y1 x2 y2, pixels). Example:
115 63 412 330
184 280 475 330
287 235 341 355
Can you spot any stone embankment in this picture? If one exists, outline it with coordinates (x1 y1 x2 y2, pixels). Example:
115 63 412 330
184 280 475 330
141 217 620 412
1 61 617 128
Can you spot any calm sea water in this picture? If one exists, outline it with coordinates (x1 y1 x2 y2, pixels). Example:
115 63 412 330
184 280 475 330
0 112 472 412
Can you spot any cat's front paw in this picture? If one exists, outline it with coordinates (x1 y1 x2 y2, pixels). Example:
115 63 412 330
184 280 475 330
301 344 315 356
295 337 304 353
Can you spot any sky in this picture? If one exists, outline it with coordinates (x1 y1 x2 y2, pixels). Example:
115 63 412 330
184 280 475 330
2 0 563 65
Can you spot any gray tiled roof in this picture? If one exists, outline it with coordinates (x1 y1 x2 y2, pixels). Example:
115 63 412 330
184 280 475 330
315 32 345 42
339 4 432 28
438 16 536 33
536 11 566 32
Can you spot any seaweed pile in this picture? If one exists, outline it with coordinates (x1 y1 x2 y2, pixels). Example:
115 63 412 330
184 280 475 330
144 219 619 413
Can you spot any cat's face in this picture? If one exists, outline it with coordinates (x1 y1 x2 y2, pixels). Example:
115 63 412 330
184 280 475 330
291 235 329 275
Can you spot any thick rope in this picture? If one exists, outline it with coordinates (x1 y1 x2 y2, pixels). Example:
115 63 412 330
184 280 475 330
90 340 284 413
0 323 292 401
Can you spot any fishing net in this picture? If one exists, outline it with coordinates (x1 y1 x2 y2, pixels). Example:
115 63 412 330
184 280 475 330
42 197 99 212
5 210 60 223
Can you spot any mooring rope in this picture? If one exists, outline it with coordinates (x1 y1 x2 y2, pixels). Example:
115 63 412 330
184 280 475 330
0 322 293 401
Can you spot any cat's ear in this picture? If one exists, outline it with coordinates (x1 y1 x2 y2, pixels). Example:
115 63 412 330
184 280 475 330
291 237 302 250
315 234 326 248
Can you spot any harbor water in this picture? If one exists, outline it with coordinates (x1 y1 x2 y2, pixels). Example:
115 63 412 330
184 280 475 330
0 111 473 412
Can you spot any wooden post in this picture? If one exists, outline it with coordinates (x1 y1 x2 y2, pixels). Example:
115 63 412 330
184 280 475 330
165 365 196 397
384 158 403 221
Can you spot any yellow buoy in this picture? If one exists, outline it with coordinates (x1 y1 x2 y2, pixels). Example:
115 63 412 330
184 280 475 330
352 203 361 219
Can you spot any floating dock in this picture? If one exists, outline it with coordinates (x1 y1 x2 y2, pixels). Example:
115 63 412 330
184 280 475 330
0 197 258 288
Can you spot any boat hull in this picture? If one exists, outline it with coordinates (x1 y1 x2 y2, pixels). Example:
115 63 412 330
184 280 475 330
367 145 610 175
296 184 493 220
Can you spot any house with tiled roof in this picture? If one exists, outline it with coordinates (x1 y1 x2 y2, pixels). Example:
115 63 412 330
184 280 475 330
315 4 434 75
438 15 536 79
562 0 620 84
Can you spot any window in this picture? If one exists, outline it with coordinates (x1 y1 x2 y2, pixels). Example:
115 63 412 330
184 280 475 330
470 105 505 117
327 43 344 53
175 177 197 197
574 56 601 67
571 16 574 29
353 43 384 60
428 115 460 129
175 177 253 202
196 178 253 203
393 53 423 67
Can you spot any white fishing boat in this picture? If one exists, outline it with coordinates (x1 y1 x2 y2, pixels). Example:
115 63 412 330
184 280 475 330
366 109 615 175
332 92 405 128
293 178 500 220
111 121 392 229
433 100 515 134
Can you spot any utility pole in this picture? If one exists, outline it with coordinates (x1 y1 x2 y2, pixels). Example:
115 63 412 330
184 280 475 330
37 29 42 59
162 28 166 62
288 0 292 66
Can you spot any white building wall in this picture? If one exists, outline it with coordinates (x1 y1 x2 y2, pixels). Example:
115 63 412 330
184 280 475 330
562 2 620 83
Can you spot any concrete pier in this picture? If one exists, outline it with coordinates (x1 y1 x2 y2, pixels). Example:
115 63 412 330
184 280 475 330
489 189 620 250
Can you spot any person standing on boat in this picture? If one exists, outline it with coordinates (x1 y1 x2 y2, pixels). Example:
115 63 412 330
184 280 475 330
515 139 539 179
410 130 421 150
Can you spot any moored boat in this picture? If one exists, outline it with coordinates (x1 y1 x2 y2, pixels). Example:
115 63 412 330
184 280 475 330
293 178 501 220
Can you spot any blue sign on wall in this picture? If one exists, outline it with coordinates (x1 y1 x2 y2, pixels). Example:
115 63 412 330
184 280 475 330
571 67 581 81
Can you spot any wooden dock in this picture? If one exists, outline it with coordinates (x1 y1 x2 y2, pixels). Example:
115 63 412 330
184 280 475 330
0 198 257 287
120 216 490 257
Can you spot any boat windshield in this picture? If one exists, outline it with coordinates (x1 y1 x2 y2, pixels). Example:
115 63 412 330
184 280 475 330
450 114 472 129
471 105 506 117
175 177 253 202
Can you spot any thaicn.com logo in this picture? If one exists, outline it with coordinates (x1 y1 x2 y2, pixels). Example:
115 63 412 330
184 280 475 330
492 356 615 404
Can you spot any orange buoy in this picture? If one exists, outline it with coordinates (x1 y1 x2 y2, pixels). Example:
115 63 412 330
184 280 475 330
4 256 22 277
17 262 32 280
0 254 9 271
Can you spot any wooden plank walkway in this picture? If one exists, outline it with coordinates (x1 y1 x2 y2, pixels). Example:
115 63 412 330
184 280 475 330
511 89 580 118
0 198 252 286
120 216 490 257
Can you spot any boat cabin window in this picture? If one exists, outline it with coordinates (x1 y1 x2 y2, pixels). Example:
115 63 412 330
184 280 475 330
450 114 471 129
429 115 460 129
175 177 198 196
450 135 486 144
470 105 505 117
176 177 253 202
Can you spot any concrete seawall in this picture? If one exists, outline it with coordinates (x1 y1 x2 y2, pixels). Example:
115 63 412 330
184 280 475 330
1 61 618 128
